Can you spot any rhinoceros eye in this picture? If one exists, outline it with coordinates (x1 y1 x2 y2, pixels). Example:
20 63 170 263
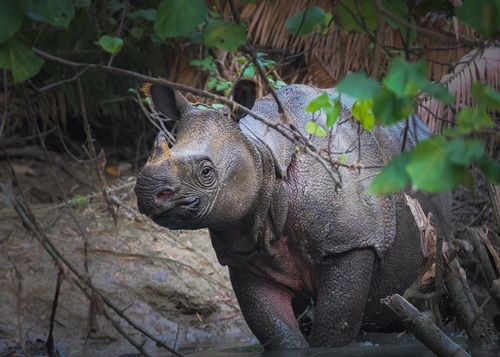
198 160 215 185
201 167 212 177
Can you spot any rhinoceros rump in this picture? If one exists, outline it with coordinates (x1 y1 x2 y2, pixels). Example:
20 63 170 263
134 80 451 349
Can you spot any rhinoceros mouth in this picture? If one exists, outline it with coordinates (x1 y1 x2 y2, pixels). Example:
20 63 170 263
149 197 202 229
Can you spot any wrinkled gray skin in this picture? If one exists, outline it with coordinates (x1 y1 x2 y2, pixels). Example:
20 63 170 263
134 80 451 349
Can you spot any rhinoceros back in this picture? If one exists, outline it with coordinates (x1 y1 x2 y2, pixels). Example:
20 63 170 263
240 84 429 178
239 84 433 259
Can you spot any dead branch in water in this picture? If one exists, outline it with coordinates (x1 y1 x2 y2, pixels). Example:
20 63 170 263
382 294 470 357
400 195 495 348
445 259 493 346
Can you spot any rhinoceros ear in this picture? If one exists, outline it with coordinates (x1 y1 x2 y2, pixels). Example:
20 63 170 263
142 83 190 121
232 79 258 121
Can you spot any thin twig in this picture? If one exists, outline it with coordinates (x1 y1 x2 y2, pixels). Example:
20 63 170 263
33 48 345 187
46 270 65 357
108 0 129 67
0 69 8 139
0 181 187 357
30 68 89 92
0 233 29 357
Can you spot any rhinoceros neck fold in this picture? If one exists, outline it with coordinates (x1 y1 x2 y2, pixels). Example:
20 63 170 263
208 137 289 266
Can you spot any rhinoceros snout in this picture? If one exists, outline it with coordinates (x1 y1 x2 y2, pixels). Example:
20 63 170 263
134 173 172 216
155 186 173 202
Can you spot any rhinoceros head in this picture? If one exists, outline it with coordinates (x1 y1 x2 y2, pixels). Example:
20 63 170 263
134 81 261 230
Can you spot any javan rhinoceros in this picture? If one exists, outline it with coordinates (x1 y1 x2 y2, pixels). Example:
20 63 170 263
134 80 451 349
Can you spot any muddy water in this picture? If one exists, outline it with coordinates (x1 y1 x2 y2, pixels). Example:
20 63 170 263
45 332 497 357
183 333 498 357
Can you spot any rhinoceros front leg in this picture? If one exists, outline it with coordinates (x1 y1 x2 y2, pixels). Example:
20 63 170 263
228 267 308 349
310 248 376 347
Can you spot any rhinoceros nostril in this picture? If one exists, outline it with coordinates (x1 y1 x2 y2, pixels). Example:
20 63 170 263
156 188 173 201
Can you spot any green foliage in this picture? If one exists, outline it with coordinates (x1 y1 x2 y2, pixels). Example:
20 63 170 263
406 136 474 192
456 0 500 39
383 58 428 97
422 82 455 105
202 21 246 51
0 0 496 197
337 72 379 98
69 194 89 208
0 38 44 84
381 0 416 44
352 98 375 131
372 88 416 125
154 0 206 39
98 35 123 55
305 122 327 137
477 155 500 183
0 0 250 84
305 92 341 129
191 52 284 95
456 108 494 134
334 0 378 33
369 82 500 194
472 82 500 110
369 152 412 194
0 0 24 43
27 0 75 28
0 0 77 82
286 6 326 35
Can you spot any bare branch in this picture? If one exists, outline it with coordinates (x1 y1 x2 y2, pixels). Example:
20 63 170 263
32 47 345 187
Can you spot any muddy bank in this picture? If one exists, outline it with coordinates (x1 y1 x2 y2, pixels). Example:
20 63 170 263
0 164 253 356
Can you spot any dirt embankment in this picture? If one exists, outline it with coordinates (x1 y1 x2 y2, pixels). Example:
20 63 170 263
0 158 252 356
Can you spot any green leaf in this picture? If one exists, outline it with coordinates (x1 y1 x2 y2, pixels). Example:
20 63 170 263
477 154 500 183
0 0 24 44
154 0 207 39
352 98 375 131
372 88 415 125
325 99 341 128
107 0 126 12
383 57 428 97
202 22 246 51
305 122 327 137
314 12 333 35
127 9 157 21
423 82 455 105
456 0 500 39
243 65 255 78
305 92 331 112
26 0 75 28
98 35 123 55
131 26 144 39
457 107 494 134
305 92 340 128
69 194 88 208
0 38 44 83
368 151 412 194
337 72 380 99
472 82 500 110
286 6 325 35
335 0 378 32
447 138 484 166
406 136 472 192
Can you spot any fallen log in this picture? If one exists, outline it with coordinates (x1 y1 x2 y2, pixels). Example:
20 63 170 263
382 294 470 357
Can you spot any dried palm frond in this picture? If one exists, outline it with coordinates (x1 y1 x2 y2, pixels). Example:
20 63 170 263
419 47 500 133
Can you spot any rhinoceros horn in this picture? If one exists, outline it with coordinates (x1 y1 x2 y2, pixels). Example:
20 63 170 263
147 131 172 164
